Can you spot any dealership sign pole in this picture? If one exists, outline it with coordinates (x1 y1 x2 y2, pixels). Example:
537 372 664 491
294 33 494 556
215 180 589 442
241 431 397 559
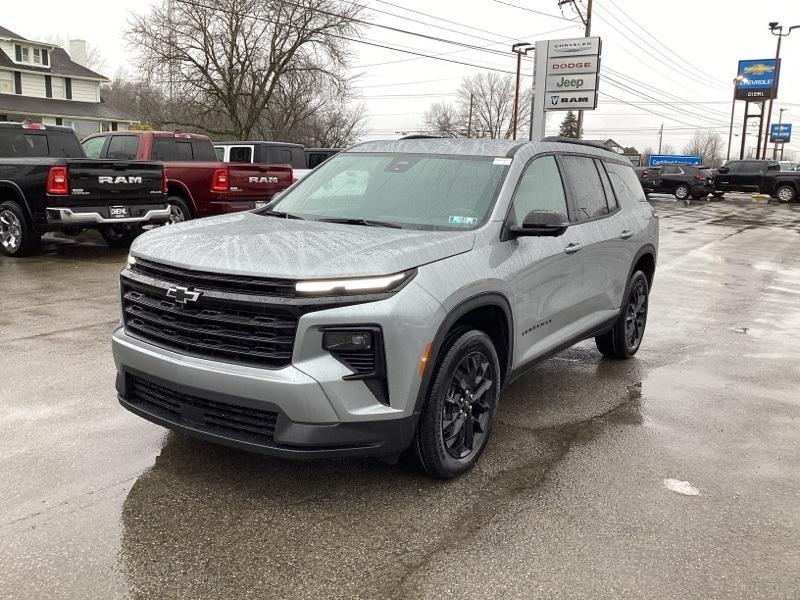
530 36 601 141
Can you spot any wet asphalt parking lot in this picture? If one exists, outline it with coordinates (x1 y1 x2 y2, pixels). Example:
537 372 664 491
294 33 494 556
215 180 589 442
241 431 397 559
2 194 800 599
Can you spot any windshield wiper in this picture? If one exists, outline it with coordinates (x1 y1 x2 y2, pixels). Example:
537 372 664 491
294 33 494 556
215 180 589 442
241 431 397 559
259 209 304 220
316 217 402 229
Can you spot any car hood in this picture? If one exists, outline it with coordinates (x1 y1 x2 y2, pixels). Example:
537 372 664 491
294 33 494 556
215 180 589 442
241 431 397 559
131 212 475 279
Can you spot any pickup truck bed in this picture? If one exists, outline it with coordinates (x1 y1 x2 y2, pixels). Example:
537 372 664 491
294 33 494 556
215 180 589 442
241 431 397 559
0 122 167 257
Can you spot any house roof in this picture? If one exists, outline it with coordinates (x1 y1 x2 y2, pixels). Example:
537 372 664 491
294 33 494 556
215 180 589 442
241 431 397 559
0 93 135 122
0 25 24 39
0 26 108 80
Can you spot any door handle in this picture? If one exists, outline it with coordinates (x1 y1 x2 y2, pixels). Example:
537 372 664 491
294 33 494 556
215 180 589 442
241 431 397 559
620 230 634 240
564 243 583 255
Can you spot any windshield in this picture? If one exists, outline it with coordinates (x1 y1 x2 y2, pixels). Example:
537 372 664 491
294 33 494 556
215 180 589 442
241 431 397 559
266 152 510 230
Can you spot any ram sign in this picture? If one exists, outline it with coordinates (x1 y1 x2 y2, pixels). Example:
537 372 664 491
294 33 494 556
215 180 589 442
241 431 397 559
648 155 702 167
735 59 780 100
769 123 792 143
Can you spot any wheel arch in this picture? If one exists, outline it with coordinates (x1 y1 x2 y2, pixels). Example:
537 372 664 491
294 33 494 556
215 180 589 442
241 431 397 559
629 244 657 289
166 180 197 215
413 292 514 418
0 180 34 223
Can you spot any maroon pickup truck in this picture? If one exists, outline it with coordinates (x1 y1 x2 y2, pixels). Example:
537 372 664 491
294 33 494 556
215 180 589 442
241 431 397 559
81 131 293 223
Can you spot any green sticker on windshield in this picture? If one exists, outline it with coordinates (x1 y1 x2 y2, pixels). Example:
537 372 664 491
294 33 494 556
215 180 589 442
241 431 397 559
449 215 478 225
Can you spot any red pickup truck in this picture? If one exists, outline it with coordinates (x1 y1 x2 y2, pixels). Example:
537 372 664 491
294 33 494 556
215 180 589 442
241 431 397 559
81 131 293 223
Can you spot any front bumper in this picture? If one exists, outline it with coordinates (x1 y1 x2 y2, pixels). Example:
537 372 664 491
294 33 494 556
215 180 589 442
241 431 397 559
47 205 171 224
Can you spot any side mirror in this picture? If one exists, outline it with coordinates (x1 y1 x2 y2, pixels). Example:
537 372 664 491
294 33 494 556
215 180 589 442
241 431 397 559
717 166 729 174
509 210 569 237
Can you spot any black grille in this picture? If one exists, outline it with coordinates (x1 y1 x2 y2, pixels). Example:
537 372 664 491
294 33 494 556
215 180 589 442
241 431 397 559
333 349 377 375
121 279 298 368
127 374 278 442
132 258 297 297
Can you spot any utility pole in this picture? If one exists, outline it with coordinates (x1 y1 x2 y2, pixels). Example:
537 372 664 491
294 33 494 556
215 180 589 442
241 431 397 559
658 123 663 154
559 0 592 138
762 22 798 159
727 76 744 161
511 43 533 140
467 93 474 138
773 107 786 160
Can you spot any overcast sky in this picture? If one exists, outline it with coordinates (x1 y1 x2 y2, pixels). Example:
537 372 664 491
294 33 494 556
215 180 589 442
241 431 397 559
6 0 800 156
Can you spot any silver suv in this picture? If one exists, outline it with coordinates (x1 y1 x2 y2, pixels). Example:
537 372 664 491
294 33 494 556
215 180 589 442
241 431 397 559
113 137 658 478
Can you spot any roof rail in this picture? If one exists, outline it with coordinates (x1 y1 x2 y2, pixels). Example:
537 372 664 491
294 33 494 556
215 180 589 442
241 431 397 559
399 134 449 140
541 136 613 151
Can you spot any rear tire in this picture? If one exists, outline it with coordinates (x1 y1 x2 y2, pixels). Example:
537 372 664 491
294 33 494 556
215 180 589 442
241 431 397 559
100 224 141 249
712 191 724 198
0 201 40 257
413 328 500 479
674 184 690 200
595 270 650 359
776 184 796 203
167 196 192 224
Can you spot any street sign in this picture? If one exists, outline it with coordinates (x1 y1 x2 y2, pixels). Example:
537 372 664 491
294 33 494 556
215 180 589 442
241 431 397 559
545 74 597 92
648 155 702 167
624 154 641 167
546 91 597 110
735 59 780 100
769 123 792 143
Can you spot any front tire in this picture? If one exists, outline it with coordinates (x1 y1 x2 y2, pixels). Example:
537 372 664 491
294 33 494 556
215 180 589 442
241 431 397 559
595 270 650 359
776 184 796 203
0 201 40 257
674 184 690 200
414 328 500 479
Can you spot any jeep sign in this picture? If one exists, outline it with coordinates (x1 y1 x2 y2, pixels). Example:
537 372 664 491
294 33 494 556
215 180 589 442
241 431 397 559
545 74 597 93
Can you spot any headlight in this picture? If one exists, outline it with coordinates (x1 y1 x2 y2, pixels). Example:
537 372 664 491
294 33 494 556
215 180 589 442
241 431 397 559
295 270 413 295
127 254 137 268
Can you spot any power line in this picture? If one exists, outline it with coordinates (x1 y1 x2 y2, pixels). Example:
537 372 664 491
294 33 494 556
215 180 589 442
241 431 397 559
491 0 577 22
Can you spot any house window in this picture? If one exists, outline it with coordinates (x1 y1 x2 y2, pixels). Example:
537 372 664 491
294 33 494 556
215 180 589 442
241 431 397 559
65 78 72 100
42 49 49 66
21 47 29 62
55 117 63 126
45 76 52 98
14 44 21 61
13 72 22 95
33 48 41 64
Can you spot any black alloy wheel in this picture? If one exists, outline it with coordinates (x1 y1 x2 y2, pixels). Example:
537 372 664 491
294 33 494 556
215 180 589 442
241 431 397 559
413 328 500 478
624 275 648 351
595 270 650 359
442 351 494 459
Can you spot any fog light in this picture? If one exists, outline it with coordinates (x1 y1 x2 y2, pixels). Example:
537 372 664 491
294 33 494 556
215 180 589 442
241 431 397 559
323 330 374 352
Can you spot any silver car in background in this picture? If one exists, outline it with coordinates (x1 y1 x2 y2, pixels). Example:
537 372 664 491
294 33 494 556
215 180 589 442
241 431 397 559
112 137 658 478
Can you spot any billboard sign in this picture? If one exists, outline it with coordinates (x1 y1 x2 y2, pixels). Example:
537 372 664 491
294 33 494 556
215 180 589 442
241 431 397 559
545 74 597 92
735 59 780 100
648 155 702 167
770 123 792 143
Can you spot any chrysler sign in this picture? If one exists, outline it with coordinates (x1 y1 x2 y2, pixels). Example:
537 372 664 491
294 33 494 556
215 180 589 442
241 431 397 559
548 36 601 57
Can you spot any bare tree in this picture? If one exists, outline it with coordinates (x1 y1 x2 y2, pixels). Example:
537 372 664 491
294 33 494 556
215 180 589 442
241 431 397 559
456 72 530 139
683 129 724 166
127 0 362 139
422 101 463 137
45 35 108 73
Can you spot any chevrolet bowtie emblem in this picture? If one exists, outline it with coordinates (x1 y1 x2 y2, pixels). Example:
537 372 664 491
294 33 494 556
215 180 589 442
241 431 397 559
166 286 201 304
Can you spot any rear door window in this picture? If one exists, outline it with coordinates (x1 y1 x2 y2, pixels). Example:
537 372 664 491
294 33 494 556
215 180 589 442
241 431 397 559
595 159 618 211
559 155 609 222
152 138 176 161
175 141 193 160
229 146 253 163
190 139 217 161
290 148 307 169
106 135 139 160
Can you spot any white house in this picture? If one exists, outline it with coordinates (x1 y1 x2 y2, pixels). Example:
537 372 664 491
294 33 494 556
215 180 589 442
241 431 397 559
0 25 135 138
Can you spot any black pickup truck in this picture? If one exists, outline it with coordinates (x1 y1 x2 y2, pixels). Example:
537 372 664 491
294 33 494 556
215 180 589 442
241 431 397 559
713 159 799 202
0 121 168 257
